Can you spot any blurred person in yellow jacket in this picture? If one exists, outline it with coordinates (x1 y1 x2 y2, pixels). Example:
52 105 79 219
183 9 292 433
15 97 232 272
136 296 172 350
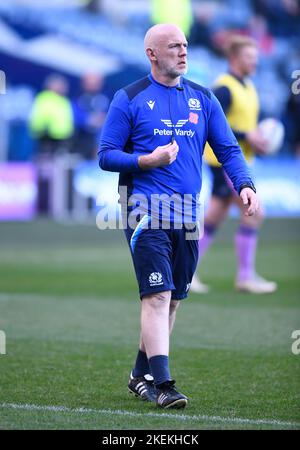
30 74 74 215
30 73 74 155
191 35 277 294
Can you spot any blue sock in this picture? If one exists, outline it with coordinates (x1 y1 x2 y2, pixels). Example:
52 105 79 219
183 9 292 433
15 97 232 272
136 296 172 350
132 350 150 378
148 355 171 386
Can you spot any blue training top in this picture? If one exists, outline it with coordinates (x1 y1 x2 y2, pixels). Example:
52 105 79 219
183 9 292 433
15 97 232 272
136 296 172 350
99 73 254 223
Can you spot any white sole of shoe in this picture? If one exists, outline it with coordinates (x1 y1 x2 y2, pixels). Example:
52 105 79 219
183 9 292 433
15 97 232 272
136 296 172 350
190 285 210 294
236 285 277 294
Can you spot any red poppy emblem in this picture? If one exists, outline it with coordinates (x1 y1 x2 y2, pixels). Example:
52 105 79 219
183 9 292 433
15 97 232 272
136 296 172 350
189 112 199 124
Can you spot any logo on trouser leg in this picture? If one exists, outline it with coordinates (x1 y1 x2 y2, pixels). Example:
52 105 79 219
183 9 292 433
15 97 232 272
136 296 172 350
149 272 163 287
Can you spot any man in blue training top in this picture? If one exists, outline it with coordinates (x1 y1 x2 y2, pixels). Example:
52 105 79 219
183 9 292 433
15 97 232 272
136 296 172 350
99 24 258 409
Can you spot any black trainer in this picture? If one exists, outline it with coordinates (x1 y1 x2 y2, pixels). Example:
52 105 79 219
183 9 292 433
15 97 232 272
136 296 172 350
156 380 188 409
128 372 157 402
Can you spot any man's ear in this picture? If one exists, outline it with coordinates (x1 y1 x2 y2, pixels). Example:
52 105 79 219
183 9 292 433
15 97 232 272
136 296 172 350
146 48 157 62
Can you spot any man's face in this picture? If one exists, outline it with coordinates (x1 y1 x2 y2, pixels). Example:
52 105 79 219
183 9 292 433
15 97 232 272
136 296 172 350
154 31 188 79
235 45 259 76
50 79 68 96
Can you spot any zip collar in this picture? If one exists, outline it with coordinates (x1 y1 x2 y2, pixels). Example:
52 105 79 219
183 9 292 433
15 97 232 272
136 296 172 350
148 73 182 90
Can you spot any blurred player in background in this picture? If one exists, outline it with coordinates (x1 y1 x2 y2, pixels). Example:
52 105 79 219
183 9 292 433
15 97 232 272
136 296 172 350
30 73 74 215
191 35 277 294
72 73 109 160
151 0 193 38
99 24 258 409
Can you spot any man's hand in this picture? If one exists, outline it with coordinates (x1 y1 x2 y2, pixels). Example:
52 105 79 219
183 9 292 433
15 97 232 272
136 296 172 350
240 187 259 216
246 129 268 154
138 141 179 170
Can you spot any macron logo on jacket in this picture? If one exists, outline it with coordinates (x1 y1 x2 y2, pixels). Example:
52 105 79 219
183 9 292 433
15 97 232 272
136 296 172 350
147 100 155 110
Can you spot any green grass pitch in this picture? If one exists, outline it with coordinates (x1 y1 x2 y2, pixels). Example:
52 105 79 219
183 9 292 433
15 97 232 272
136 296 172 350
0 219 299 429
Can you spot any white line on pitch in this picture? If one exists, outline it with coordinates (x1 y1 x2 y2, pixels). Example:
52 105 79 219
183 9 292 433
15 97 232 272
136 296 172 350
0 403 299 428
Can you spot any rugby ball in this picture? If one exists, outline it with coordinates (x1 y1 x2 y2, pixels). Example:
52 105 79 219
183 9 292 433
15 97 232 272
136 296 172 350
258 118 285 155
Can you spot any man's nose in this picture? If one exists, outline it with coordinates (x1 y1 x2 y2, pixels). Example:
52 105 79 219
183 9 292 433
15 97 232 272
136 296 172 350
179 45 187 56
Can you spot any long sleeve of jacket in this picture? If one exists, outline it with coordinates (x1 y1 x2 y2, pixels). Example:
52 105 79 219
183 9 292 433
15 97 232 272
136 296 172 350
98 90 141 173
